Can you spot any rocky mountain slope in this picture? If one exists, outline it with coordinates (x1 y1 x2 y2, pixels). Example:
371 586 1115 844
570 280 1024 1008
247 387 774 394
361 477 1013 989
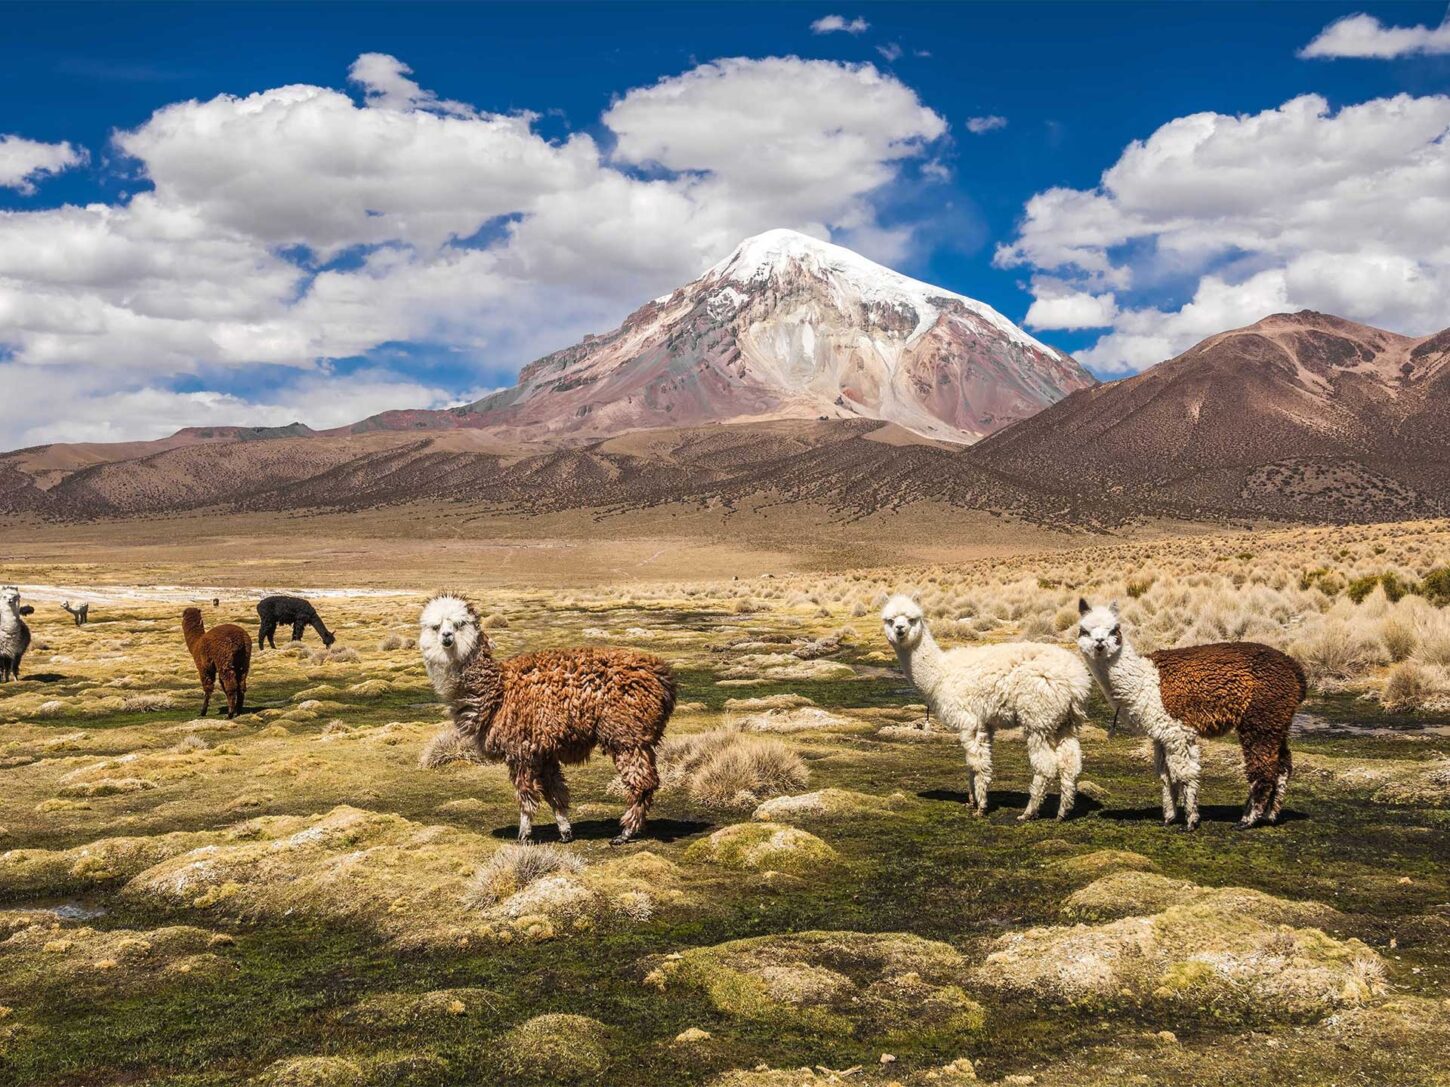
2 301 1445 526
346 229 1095 444
975 312 1450 522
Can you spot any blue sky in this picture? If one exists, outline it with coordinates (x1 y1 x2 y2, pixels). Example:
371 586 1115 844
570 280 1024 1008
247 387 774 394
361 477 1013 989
1 1 1447 446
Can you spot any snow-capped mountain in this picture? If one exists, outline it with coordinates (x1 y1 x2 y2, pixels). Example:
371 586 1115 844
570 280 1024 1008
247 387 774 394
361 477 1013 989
358 229 1093 444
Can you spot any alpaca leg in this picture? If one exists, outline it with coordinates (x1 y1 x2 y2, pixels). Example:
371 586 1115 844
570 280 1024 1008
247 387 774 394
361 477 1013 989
199 665 216 716
1152 740 1178 825
961 725 992 814
510 761 543 843
611 746 659 846
291 621 305 642
218 669 239 719
1237 733 1281 830
1020 730 1058 821
1054 728 1083 821
1161 732 1201 830
540 760 573 843
1268 740 1293 823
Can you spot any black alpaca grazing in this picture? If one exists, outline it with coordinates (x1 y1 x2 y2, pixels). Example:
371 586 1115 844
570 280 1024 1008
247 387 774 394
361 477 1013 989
256 595 336 650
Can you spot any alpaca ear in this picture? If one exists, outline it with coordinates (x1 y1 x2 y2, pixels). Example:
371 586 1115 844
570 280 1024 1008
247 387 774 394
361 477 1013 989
1078 597 1090 615
1109 600 1120 616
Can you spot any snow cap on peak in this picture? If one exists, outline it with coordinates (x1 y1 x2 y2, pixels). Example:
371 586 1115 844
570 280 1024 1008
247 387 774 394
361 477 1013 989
703 228 1059 356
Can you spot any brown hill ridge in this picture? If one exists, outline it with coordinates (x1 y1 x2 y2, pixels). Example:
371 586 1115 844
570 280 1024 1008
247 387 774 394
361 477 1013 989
975 311 1450 522
1 311 1445 527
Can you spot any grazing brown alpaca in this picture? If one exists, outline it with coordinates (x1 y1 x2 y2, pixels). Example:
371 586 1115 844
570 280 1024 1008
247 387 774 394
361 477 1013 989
419 593 676 845
182 607 251 719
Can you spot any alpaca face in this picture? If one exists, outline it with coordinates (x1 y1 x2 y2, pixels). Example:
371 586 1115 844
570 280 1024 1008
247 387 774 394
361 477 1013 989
0 587 20 617
419 594 481 668
881 594 926 650
1077 598 1122 660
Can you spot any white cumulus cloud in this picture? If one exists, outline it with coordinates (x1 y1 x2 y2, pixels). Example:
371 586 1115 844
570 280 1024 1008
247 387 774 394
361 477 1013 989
1300 12 1450 58
0 134 86 194
1024 280 1117 330
810 14 869 34
999 93 1450 372
0 53 947 447
965 115 1008 134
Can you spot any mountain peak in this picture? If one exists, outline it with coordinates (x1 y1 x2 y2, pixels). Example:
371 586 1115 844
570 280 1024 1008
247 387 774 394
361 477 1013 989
705 228 1060 359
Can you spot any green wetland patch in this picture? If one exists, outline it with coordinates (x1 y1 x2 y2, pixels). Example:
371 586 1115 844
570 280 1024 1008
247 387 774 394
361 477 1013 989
1 589 1447 1087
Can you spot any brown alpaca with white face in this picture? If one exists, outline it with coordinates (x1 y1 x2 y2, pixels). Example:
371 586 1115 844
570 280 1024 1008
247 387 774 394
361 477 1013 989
1077 599 1306 830
182 608 252 719
419 593 676 845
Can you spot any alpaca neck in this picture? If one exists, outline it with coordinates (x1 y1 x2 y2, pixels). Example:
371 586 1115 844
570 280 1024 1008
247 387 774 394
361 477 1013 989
896 626 947 703
182 613 206 657
1088 638 1159 724
0 608 18 634
431 640 504 741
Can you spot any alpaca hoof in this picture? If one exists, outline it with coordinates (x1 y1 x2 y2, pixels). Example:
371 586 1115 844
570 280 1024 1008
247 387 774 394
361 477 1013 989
558 830 574 844
1055 809 1072 822
609 832 634 847
1185 819 1200 832
1233 819 1254 831
1017 811 1037 822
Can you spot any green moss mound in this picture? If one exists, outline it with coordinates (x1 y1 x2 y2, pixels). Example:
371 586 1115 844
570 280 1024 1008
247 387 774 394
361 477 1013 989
649 930 985 1042
684 821 839 873
250 1056 365 1087
497 1013 610 1082
978 902 1385 1018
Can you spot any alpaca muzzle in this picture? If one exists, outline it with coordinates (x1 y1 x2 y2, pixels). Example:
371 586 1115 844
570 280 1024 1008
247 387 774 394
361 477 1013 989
441 631 455 648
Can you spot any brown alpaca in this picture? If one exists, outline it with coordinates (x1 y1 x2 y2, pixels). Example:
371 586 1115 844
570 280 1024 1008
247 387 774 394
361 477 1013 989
1149 643 1306 825
1079 601 1306 830
419 594 675 845
182 607 252 719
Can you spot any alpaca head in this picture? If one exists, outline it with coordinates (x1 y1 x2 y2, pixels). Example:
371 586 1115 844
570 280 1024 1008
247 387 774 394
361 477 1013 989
1077 598 1123 660
322 630 337 648
419 593 483 671
881 594 926 651
1 586 20 617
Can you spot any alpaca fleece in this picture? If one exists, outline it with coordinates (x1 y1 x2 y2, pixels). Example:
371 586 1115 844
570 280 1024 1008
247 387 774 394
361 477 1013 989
420 594 675 845
182 607 252 719
882 593 1092 820
257 595 335 649
1079 600 1305 830
0 586 32 683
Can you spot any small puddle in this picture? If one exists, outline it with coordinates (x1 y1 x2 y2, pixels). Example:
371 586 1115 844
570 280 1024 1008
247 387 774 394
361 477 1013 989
6 898 109 923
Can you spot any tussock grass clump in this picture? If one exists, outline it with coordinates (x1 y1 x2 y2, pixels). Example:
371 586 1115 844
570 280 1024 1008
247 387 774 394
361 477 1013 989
418 728 484 768
467 844 585 909
654 729 809 810
1382 662 1433 712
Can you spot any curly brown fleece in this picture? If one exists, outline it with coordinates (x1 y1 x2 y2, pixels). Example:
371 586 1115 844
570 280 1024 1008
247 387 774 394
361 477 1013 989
451 634 676 845
1149 642 1306 823
182 607 252 719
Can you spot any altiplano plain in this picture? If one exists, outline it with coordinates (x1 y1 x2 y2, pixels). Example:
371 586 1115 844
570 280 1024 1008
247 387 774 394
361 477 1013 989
2 518 1448 1086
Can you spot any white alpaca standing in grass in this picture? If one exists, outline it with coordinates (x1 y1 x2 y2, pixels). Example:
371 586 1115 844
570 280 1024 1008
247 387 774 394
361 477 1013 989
882 594 1092 820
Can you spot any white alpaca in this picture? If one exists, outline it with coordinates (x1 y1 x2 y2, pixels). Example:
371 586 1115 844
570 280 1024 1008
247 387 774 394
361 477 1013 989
882 594 1092 820
0 586 33 683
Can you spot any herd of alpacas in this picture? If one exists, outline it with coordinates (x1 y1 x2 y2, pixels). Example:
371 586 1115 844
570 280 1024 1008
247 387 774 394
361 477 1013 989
0 582 1309 841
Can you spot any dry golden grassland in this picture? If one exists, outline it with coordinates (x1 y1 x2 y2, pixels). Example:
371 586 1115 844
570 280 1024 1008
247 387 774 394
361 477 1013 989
0 518 1447 1086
